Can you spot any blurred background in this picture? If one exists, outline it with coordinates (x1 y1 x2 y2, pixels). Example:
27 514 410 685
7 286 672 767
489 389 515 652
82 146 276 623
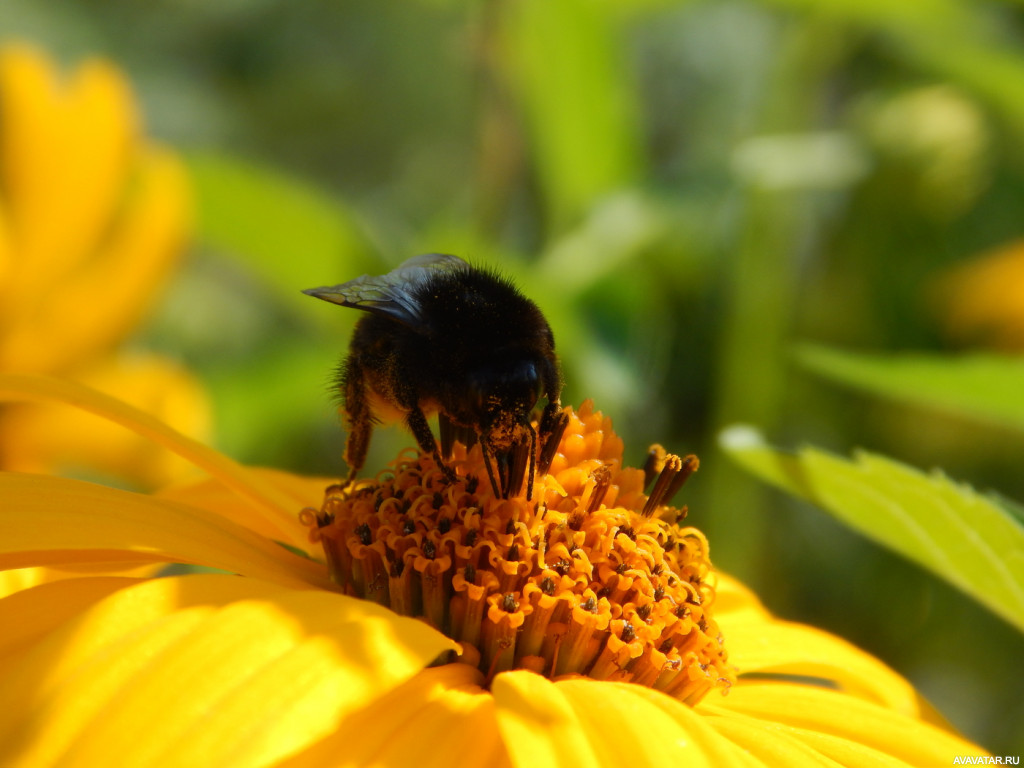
3 0 1022 754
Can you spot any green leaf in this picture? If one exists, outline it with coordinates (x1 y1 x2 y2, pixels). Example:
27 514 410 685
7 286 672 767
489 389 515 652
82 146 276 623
795 343 1024 434
720 426 1024 634
500 0 643 229
187 151 372 293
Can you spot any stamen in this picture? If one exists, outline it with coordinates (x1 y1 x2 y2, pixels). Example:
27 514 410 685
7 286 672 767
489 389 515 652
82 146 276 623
518 578 563 660
538 410 569 475
584 465 612 514
298 506 325 530
306 402 734 705
387 556 417 616
355 523 372 546
502 429 531 499
414 545 450 630
665 454 699 505
642 453 681 516
589 620 644 682
451 568 491 646
642 453 698 517
482 592 523 678
643 444 667 488
554 591 611 676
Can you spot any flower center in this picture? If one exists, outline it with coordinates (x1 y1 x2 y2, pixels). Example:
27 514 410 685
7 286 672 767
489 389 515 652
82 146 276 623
302 401 735 704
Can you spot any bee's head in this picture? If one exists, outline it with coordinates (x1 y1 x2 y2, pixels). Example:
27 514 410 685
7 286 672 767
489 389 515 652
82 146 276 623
469 357 542 450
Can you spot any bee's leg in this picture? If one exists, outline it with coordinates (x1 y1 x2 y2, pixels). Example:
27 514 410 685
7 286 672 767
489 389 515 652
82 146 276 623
537 401 569 475
438 412 456 460
341 357 373 486
439 413 477 458
479 440 503 499
500 451 512 499
524 424 537 501
406 406 457 483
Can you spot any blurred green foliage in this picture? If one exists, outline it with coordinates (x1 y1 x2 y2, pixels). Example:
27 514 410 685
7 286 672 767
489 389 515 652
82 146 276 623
6 0 1024 753
796 344 1024 433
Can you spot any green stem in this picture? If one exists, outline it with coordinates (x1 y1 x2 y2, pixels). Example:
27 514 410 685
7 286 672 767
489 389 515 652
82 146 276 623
704 15 849 581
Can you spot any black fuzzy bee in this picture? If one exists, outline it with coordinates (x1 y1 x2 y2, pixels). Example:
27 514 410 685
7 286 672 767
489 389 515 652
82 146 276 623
304 254 567 499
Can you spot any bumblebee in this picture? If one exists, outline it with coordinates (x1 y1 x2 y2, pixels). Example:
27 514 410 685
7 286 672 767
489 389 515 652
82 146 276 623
304 254 566 499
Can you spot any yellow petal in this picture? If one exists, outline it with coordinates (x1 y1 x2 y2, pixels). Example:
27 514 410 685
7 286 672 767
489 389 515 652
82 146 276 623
717 614 920 716
0 472 329 590
713 572 929 718
0 354 210 487
4 146 189 373
0 564 161 599
0 45 136 318
491 671 601 768
493 672 757 768
158 467 332 561
705 709 892 767
0 44 189 375
0 190 10 284
280 665 510 768
0 573 455 767
0 576 144 658
0 373 305 547
702 681 989 765
711 572 772 622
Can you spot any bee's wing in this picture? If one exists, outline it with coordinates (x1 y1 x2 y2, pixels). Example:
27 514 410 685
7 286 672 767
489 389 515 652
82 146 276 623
303 253 467 329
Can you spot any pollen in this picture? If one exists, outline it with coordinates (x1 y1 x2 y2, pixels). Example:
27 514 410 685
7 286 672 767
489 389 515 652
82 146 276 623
303 400 735 704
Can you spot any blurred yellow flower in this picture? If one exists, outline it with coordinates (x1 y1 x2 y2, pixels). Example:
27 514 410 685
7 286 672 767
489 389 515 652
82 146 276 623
0 43 207 486
0 374 990 767
937 239 1024 351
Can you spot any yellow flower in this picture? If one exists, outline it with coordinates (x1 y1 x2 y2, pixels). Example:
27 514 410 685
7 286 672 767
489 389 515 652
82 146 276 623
0 374 990 767
0 43 205 486
936 239 1024 351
